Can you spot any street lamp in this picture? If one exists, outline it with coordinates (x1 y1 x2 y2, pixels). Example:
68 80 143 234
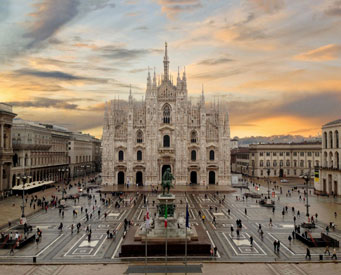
303 170 311 218
267 168 270 198
16 175 32 219
58 168 67 200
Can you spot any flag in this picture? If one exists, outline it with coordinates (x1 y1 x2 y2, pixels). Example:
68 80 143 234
164 205 168 228
186 203 189 228
146 203 150 229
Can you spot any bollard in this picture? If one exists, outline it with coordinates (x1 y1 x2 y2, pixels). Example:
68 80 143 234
33 256 36 263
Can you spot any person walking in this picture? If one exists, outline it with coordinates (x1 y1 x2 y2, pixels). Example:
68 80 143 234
305 248 311 260
258 224 262 233
230 225 234 236
273 240 277 252
269 218 273 227
288 235 292 245
277 240 281 252
324 245 330 256
250 236 253 247
331 248 337 260
245 208 247 215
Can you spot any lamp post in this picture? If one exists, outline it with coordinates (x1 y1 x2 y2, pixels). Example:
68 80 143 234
303 170 311 218
16 175 32 219
267 168 270 198
58 168 67 200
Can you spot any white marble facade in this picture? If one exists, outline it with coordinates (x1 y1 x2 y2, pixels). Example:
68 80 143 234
101 43 231 186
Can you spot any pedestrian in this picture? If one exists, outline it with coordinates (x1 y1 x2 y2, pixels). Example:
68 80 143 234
293 216 296 224
269 218 273 227
288 235 292 245
236 228 240 238
260 230 264 241
324 245 330 256
335 212 337 219
331 248 337 260
277 240 280 252
230 225 234 236
250 236 253 247
305 248 311 260
245 208 247 215
202 215 205 223
258 224 262 232
326 226 329 235
71 224 74 234
272 207 275 214
273 240 277 251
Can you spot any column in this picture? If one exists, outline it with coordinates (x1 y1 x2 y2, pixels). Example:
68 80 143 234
9 125 12 148
0 124 3 148
0 164 3 192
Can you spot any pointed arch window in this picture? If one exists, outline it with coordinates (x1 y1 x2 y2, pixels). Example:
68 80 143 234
209 150 215 161
136 130 143 143
191 150 196 161
190 131 197 143
137 150 142 161
118 150 124 162
163 135 170 147
163 104 171 124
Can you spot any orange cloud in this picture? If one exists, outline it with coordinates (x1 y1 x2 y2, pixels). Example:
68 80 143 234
294 44 341 61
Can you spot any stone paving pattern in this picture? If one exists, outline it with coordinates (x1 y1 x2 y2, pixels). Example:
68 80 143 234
0 175 340 267
0 263 340 275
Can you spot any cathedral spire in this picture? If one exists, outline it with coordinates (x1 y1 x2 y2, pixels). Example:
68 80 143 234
147 66 151 92
182 66 187 89
129 84 133 103
201 84 205 107
163 42 169 81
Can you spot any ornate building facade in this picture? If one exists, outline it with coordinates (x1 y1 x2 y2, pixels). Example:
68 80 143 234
102 43 231 186
315 119 341 196
0 103 16 196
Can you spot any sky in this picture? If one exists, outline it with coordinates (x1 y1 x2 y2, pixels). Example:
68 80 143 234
1 0 341 139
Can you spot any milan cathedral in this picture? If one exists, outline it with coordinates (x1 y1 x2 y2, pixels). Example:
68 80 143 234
101 43 231 186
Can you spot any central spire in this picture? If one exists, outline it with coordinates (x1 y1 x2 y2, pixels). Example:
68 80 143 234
163 42 169 81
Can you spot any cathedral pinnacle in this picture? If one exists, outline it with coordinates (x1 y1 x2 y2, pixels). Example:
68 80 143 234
163 42 169 81
129 84 133 103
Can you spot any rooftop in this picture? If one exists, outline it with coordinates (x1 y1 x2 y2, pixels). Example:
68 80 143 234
324 118 341 127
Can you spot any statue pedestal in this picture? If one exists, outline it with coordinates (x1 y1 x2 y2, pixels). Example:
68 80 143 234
122 192 211 257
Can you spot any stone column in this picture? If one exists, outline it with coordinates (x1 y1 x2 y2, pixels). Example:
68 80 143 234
9 125 12 148
0 124 3 148
0 164 3 192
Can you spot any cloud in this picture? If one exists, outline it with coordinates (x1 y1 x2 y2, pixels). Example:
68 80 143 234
248 0 285 14
24 0 80 48
155 0 202 18
294 44 341 61
226 91 341 125
0 0 10 23
8 97 79 110
197 57 234 66
325 0 341 16
12 68 108 83
97 45 162 61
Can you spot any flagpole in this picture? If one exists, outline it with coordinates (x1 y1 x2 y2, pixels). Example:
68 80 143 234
165 198 168 274
145 200 148 275
185 203 188 275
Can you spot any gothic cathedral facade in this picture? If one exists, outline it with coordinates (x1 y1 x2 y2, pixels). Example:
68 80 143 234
101 43 231 186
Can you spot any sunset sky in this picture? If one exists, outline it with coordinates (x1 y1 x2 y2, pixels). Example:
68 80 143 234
1 0 341 139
